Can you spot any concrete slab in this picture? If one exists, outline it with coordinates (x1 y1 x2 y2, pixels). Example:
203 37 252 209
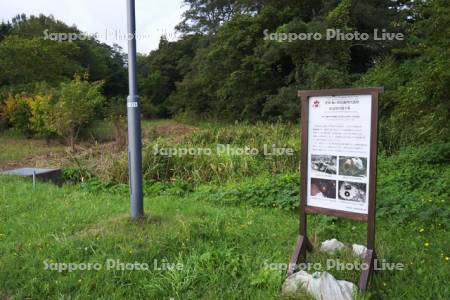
2 167 62 185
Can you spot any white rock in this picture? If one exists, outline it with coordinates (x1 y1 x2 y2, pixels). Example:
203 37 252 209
310 272 355 300
352 244 367 258
320 238 345 254
282 270 312 294
282 271 354 300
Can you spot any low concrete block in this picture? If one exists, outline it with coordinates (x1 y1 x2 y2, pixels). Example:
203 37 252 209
2 167 62 185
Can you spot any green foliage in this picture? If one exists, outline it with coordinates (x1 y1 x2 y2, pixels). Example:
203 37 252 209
27 94 55 138
137 36 201 118
195 172 299 210
377 143 450 227
2 92 56 138
0 14 126 97
262 85 299 121
0 35 81 85
62 167 94 184
2 95 32 134
1 76 106 145
358 0 450 151
189 142 450 226
176 0 259 34
61 119 449 229
0 1 449 293
0 21 12 42
139 0 402 122
1 161 449 298
48 76 105 148
135 0 448 151
0 3 448 153
99 122 299 184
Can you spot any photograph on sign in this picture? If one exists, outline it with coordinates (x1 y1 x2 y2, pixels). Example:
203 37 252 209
339 156 367 177
310 178 337 199
338 181 367 202
306 94 372 214
311 155 337 175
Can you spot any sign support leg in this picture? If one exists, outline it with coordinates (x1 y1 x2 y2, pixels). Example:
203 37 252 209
287 208 312 276
359 249 376 290
359 192 377 290
287 234 312 276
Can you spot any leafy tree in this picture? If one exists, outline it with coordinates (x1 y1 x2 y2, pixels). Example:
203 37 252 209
138 36 201 118
176 0 259 34
2 1 448 154
0 36 81 85
0 14 127 97
0 21 12 42
359 0 450 151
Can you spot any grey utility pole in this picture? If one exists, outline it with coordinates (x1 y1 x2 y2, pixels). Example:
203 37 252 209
126 0 144 219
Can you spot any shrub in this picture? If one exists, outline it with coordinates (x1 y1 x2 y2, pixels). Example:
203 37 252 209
28 94 55 139
2 94 32 134
48 75 105 149
377 143 450 227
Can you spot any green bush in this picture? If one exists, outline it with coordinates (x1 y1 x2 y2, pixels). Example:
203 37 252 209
194 172 300 210
377 143 450 227
2 94 32 134
48 75 105 149
1 76 105 143
27 94 55 139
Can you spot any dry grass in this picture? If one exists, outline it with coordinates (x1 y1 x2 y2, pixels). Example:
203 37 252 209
0 121 199 180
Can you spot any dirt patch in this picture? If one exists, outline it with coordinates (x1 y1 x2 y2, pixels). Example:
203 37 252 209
0 137 66 171
0 122 197 175
144 122 198 143
0 140 125 173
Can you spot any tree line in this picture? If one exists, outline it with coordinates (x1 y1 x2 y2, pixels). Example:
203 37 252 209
0 0 449 152
138 0 449 152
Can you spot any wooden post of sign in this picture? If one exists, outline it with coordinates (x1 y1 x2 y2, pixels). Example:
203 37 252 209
287 88 314 276
288 87 383 292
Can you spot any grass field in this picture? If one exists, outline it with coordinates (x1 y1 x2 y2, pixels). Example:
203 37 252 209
0 174 448 299
0 121 449 299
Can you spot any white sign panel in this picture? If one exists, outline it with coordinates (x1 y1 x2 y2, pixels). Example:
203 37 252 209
306 94 372 214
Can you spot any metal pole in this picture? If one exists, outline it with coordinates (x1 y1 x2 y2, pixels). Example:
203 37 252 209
126 0 144 219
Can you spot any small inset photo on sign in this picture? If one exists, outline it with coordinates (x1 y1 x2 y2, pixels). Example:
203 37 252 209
339 156 367 177
311 155 337 175
338 181 366 203
310 178 336 199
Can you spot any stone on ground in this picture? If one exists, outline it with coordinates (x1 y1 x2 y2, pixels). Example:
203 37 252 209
352 244 368 258
320 238 345 254
282 270 354 300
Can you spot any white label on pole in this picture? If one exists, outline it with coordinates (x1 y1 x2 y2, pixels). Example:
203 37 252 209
306 94 372 214
127 102 139 108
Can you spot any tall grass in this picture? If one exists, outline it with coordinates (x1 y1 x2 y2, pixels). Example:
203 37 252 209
99 122 300 184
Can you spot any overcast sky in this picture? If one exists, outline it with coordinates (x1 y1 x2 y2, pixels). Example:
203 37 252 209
0 0 186 54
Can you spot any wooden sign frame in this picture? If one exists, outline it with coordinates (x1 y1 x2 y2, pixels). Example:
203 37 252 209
288 87 383 291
